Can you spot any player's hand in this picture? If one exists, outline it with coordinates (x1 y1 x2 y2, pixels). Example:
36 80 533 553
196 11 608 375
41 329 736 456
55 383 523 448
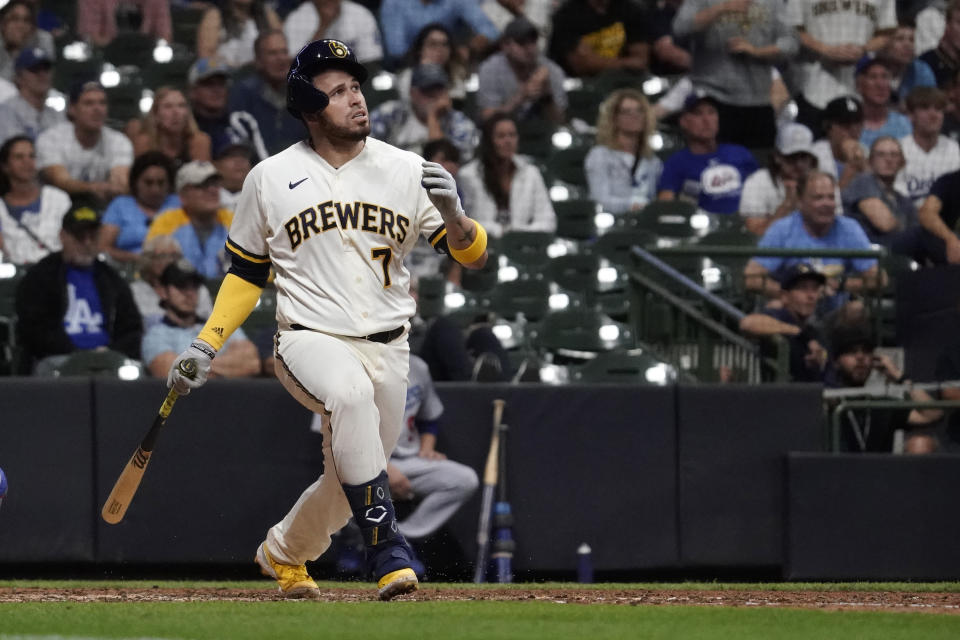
421 161 465 224
167 340 216 395
386 464 413 500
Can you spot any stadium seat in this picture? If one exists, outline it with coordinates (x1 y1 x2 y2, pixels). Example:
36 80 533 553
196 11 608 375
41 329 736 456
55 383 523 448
242 287 277 337
103 32 158 69
626 200 699 239
459 248 499 293
533 308 631 358
53 349 142 378
571 349 672 384
566 86 602 124
416 275 446 319
553 199 599 240
545 145 589 187
517 118 558 160
490 279 551 322
593 228 656 267
172 6 206 48
497 231 554 268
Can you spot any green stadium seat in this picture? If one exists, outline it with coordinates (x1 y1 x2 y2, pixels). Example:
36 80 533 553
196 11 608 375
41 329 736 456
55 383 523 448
53 349 142 378
571 349 672 384
545 145 589 187
533 309 631 357
553 199 598 240
517 117 558 160
497 231 554 268
416 275 446 319
593 228 656 267
172 6 206 49
459 248 499 293
626 200 699 239
490 279 551 322
102 32 158 69
242 287 277 336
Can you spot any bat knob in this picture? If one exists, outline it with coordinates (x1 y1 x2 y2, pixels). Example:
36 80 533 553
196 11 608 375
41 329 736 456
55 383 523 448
178 358 199 379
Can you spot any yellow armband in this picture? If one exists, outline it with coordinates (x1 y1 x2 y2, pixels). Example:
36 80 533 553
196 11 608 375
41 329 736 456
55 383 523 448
197 273 265 350
448 220 487 265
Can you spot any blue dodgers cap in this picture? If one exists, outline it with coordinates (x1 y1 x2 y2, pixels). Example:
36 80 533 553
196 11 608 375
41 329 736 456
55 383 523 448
15 47 52 72
681 89 719 113
854 54 889 76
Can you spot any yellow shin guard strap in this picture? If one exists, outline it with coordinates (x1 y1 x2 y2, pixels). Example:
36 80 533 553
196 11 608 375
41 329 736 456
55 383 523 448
197 273 264 350
449 220 487 265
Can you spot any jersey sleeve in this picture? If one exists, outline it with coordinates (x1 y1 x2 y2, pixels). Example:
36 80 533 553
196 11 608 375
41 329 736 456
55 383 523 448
225 163 272 285
414 179 452 257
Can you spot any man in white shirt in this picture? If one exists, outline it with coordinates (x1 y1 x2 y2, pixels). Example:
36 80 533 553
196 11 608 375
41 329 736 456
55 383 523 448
896 85 960 206
810 95 868 189
35 80 133 207
785 0 896 132
283 0 383 64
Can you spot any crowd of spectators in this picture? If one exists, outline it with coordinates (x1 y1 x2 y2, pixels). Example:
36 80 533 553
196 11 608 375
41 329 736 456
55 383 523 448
0 0 958 451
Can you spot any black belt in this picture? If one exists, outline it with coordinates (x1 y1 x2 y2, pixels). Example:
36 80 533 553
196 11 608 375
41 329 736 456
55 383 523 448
290 323 405 344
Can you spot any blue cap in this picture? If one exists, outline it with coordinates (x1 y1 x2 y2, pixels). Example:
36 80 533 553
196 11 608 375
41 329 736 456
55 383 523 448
15 47 52 72
188 57 232 85
682 89 719 113
855 54 888 76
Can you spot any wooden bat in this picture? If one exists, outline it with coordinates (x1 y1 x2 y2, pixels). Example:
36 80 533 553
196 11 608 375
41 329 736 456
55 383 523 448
473 398 505 583
101 385 181 524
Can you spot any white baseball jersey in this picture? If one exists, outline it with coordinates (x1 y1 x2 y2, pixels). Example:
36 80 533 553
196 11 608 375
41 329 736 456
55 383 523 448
393 354 444 458
228 137 448 337
784 0 897 108
895 134 960 207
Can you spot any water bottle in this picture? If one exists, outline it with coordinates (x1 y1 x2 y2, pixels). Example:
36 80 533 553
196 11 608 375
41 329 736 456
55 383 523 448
577 543 593 583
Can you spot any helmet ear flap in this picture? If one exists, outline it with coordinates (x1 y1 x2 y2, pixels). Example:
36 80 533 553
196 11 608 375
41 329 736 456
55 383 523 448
286 72 330 121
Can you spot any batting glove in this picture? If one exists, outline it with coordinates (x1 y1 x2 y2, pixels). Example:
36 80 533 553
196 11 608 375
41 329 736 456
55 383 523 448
421 161 465 224
167 340 216 395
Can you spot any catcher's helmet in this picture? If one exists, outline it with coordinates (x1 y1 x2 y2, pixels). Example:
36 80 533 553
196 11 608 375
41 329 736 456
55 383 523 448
287 39 368 120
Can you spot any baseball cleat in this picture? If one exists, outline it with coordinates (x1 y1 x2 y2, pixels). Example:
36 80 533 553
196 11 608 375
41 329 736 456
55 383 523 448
377 567 419 601
255 542 321 600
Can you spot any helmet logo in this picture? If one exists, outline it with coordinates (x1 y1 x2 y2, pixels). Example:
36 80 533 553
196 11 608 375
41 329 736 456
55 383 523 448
328 41 349 58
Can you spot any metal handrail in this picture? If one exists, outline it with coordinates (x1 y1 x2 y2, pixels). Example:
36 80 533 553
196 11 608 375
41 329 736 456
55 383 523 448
651 246 886 259
830 399 960 452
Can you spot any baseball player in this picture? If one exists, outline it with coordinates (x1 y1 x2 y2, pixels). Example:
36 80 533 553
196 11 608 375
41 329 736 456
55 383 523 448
165 38 488 601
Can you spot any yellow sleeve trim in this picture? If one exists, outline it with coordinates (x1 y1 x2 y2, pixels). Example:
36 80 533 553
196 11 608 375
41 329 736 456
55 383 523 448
429 227 447 247
226 237 271 263
196 273 264 350
449 220 487 265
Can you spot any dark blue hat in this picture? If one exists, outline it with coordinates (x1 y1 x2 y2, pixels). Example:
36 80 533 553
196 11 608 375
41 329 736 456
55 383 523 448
15 47 52 72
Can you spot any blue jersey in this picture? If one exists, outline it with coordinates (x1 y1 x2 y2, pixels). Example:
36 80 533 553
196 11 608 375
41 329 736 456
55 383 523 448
658 144 757 214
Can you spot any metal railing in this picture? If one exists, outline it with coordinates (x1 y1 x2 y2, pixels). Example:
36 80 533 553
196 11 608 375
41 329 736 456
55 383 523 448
628 246 788 382
829 399 960 452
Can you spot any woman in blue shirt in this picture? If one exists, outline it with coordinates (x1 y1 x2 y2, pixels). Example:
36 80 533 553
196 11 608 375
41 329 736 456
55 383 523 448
99 151 178 263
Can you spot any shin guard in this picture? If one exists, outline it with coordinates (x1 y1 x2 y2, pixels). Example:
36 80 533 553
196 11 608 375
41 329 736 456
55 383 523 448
341 470 414 579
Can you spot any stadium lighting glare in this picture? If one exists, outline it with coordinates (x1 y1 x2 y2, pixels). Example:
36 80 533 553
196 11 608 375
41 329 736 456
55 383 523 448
0 263 16 279
117 364 141 381
492 324 513 342
645 364 669 384
465 73 479 92
539 364 568 384
598 324 620 342
498 265 519 282
548 293 570 310
594 211 615 231
63 41 90 61
546 240 568 258
100 66 121 88
642 76 665 95
444 292 466 308
562 77 583 91
702 267 722 286
690 212 711 230
650 133 663 151
371 71 394 91
153 40 173 63
549 184 570 201
139 95 154 114
45 91 66 112
597 267 618 284
551 129 573 149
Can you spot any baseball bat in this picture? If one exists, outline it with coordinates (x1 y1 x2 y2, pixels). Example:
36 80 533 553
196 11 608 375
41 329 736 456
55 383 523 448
491 421 514 583
473 398 505 583
101 367 188 524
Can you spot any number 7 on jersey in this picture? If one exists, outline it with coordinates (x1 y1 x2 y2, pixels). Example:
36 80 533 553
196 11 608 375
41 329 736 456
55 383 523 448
371 247 393 287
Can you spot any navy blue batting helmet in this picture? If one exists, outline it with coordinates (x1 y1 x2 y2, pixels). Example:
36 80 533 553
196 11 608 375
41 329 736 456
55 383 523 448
287 39 368 120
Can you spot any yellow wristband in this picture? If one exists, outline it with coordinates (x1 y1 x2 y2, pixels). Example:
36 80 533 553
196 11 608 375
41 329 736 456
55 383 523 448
449 220 487 264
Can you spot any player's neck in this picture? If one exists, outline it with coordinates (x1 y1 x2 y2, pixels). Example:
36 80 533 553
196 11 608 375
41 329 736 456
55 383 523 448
310 136 365 168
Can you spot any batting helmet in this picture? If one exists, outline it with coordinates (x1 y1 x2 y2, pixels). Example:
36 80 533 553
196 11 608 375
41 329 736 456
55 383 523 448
287 39 369 120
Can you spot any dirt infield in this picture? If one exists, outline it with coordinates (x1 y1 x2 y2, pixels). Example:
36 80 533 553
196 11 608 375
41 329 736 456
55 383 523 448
1 586 959 613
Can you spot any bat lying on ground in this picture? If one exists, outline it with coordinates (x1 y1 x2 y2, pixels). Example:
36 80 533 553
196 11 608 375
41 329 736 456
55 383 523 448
474 398 505 583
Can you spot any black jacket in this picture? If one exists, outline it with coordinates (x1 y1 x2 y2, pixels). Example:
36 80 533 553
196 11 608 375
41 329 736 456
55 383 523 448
15 252 143 366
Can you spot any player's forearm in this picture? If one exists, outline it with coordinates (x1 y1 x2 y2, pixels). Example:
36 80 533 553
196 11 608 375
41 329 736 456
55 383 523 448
196 273 264 350
445 216 488 269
